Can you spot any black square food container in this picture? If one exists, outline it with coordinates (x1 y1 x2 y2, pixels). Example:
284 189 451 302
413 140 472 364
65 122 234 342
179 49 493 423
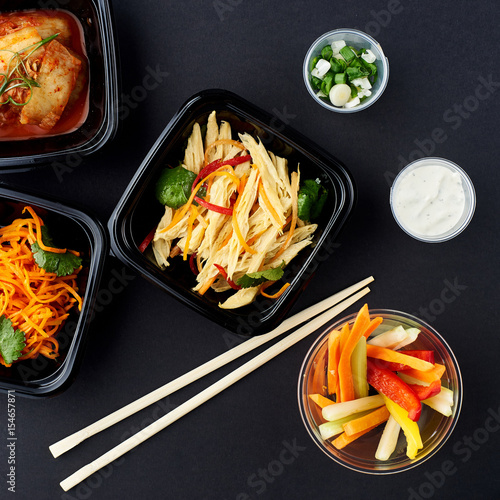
0 0 119 172
0 185 108 397
109 89 356 336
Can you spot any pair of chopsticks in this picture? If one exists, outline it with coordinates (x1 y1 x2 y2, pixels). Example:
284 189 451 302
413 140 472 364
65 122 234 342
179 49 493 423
53 276 374 491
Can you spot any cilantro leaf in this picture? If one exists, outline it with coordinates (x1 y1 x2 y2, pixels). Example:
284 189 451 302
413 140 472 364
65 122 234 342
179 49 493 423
236 265 285 289
0 315 26 365
31 226 82 277
297 178 328 222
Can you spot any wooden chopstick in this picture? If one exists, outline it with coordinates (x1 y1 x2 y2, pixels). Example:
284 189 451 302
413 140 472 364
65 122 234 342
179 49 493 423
50 276 373 459
59 285 371 491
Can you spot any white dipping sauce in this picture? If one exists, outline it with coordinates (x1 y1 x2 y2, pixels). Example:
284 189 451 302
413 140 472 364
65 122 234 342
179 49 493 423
392 164 465 237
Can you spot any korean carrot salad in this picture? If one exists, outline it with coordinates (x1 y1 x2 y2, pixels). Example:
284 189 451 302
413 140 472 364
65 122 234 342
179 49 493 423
0 206 83 367
148 111 328 309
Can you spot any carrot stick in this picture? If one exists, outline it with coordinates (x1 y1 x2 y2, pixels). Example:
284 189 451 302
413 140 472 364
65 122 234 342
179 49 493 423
332 421 383 450
339 322 350 354
309 394 334 409
342 405 390 436
401 364 446 384
198 274 218 296
327 330 341 396
363 316 383 338
366 344 435 371
338 304 370 402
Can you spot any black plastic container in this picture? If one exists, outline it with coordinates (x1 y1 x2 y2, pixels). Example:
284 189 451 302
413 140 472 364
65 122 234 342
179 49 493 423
0 185 108 397
0 0 119 172
109 89 356 336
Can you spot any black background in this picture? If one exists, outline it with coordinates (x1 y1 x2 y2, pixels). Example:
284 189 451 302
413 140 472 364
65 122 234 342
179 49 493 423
1 1 500 499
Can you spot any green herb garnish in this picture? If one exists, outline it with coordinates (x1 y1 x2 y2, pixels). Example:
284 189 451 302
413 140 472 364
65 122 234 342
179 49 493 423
0 315 26 365
237 264 285 289
155 165 207 208
31 226 82 277
297 179 328 222
0 33 59 107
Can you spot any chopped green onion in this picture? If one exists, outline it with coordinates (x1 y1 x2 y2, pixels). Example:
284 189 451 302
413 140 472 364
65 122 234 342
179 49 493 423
329 57 344 73
334 72 347 85
310 75 322 90
321 45 333 60
309 55 320 72
346 66 369 80
339 45 356 63
320 71 335 95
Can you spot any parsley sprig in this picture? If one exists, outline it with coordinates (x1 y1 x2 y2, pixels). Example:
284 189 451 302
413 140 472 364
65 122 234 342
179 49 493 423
0 315 26 365
31 226 82 277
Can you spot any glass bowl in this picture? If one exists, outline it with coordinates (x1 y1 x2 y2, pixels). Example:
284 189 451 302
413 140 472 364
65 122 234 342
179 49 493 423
0 0 119 172
297 309 462 474
390 157 476 243
303 28 389 113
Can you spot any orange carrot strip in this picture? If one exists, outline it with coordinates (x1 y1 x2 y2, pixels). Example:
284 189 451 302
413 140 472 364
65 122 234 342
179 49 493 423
338 304 371 402
204 139 246 165
23 206 66 254
339 322 350 354
333 422 387 450
363 316 383 338
260 281 290 299
366 344 435 372
309 394 335 409
327 330 341 397
183 206 199 261
401 364 446 384
258 180 282 226
342 405 391 436
198 274 218 296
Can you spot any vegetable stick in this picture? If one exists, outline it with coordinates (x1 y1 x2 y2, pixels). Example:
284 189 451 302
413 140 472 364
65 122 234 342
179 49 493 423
366 344 435 372
362 316 383 338
399 363 446 384
322 394 385 422
375 415 401 461
333 421 383 450
338 322 350 359
326 330 341 396
58 285 372 491
319 410 372 440
338 304 370 402
342 405 390 436
309 394 334 409
50 276 374 459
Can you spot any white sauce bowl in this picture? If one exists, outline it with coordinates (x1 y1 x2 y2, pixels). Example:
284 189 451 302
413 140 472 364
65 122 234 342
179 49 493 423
390 157 476 243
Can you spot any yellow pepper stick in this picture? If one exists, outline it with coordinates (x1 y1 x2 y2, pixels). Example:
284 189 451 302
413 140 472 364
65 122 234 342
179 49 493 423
382 395 423 459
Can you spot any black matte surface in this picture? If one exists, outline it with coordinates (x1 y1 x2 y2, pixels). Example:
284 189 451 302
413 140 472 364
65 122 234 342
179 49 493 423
1 1 499 499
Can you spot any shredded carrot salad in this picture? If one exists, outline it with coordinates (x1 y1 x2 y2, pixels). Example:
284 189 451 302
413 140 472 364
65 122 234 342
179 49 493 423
0 207 83 367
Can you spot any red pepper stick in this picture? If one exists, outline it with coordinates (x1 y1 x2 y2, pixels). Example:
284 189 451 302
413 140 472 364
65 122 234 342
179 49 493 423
367 358 422 421
213 263 241 290
138 227 156 253
407 380 442 401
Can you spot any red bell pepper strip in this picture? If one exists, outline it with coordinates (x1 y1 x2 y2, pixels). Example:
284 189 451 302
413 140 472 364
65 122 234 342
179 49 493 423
408 380 442 401
367 358 422 422
138 227 156 253
192 154 252 190
374 350 435 372
213 263 241 290
189 252 199 276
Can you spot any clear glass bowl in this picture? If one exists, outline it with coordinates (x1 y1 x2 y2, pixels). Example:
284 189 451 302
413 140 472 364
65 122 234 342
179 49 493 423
297 309 462 474
390 157 476 243
303 28 389 113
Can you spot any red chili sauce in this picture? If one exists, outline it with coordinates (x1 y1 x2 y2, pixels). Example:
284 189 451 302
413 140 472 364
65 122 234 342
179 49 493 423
0 9 89 140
